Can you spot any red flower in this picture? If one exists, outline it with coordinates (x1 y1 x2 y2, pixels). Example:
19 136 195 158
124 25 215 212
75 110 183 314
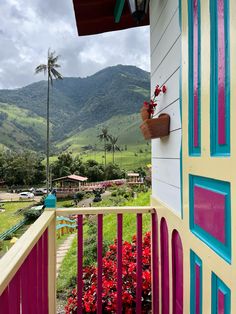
65 232 152 313
154 85 161 96
162 85 167 93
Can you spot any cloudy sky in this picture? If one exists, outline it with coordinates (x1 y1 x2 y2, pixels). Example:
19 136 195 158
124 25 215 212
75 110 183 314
0 0 150 89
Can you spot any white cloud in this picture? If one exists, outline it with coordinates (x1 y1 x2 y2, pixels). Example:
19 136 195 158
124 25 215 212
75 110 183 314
0 0 150 89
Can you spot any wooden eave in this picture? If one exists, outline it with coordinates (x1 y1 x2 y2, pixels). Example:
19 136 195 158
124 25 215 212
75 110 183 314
72 0 149 36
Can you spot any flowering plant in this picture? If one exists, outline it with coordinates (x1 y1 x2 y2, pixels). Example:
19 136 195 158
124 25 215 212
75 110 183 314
65 232 151 313
143 84 167 119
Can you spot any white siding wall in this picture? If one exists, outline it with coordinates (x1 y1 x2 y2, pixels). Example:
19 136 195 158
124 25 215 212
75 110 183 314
150 0 181 215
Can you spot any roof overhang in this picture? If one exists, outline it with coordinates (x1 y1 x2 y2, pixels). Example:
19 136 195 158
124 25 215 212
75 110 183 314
72 0 149 36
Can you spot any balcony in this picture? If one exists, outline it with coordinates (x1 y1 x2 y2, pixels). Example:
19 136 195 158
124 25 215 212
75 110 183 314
0 205 159 314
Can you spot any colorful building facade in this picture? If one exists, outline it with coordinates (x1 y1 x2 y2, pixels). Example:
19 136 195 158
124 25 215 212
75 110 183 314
151 0 235 312
0 1 234 313
74 0 236 312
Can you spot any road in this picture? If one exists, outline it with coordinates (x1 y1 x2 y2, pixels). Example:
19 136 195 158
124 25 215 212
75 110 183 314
0 192 41 203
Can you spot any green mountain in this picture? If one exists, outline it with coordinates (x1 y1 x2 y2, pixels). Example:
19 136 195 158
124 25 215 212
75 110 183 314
0 65 150 153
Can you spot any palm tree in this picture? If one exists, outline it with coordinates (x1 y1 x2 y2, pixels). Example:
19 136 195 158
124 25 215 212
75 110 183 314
35 49 63 194
97 127 110 166
106 135 121 164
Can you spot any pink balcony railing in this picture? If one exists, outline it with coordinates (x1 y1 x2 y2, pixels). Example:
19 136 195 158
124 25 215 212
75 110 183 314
0 206 158 314
0 211 56 313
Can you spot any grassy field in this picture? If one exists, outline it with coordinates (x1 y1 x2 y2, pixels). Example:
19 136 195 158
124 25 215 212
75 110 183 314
0 102 47 151
56 114 146 151
57 191 151 296
51 113 151 170
0 201 33 234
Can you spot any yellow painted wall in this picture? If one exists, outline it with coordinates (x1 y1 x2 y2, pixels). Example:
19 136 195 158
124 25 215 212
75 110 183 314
151 0 236 312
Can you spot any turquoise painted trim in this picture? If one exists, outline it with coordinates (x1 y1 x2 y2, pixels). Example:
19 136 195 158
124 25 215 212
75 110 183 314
56 223 77 230
190 251 202 314
45 194 57 208
211 273 231 313
57 216 76 223
188 0 201 156
189 175 231 263
179 0 183 219
114 0 125 23
210 0 230 156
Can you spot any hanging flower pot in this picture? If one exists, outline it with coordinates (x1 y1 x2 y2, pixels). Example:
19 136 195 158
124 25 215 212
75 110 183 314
140 113 170 140
140 84 169 139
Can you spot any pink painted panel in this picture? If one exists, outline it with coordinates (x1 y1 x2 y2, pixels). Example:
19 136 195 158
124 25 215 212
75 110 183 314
193 0 199 148
117 214 123 314
194 186 226 243
218 290 225 314
152 213 159 314
195 264 200 314
172 231 183 314
218 0 226 145
160 219 169 314
136 214 143 314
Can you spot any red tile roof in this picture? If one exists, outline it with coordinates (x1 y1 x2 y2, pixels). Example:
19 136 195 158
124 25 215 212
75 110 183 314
53 174 88 182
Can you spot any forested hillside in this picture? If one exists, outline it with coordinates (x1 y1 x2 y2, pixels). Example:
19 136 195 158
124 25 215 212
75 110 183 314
0 65 150 152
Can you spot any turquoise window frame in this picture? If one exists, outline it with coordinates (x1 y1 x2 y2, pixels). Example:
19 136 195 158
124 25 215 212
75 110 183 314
210 0 230 156
188 0 201 156
211 273 231 313
189 175 231 263
190 251 202 314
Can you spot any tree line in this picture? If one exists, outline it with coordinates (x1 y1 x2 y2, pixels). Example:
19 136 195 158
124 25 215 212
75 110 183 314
0 150 125 188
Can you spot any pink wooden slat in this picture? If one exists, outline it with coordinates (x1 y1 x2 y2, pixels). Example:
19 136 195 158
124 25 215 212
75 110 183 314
8 271 20 314
161 218 169 314
136 214 143 314
37 235 43 314
172 231 183 314
77 215 83 314
42 229 49 314
21 255 31 314
0 287 9 314
0 229 49 314
97 214 103 314
152 212 159 314
117 214 123 314
29 244 38 314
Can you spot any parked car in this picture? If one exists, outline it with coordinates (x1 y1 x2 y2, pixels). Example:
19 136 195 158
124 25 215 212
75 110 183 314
19 192 34 200
34 189 44 196
34 188 47 196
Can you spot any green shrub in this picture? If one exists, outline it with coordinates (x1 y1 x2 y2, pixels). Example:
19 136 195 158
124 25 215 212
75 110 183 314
24 209 42 221
76 191 85 201
84 218 110 266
